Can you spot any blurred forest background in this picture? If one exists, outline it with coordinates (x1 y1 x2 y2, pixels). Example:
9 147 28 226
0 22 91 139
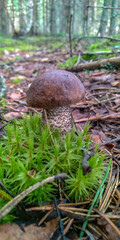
0 0 120 38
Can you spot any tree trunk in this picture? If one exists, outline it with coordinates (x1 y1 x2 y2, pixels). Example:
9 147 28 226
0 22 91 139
98 0 110 37
109 0 118 35
91 0 95 32
19 0 26 35
50 0 56 35
31 0 40 35
11 0 15 31
83 0 89 36
26 0 33 33
0 0 8 35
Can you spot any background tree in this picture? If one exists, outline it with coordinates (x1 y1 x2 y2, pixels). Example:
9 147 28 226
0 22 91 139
50 0 56 35
31 0 40 35
1 0 120 37
19 0 26 34
98 0 110 37
83 0 89 36
109 0 118 35
0 0 9 35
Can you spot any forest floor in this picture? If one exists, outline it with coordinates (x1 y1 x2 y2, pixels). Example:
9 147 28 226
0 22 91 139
0 36 120 240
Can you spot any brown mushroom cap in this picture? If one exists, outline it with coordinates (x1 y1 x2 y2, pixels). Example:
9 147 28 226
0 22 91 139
27 70 85 109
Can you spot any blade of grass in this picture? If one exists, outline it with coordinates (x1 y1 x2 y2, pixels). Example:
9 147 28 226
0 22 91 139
80 160 111 238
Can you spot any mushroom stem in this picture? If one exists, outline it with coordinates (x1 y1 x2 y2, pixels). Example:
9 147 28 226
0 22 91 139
43 106 73 134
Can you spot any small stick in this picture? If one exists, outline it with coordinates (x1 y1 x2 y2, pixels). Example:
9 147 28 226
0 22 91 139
38 209 53 226
58 218 74 240
69 14 73 57
88 137 120 151
74 112 120 123
0 181 14 198
0 173 68 221
0 181 30 220
94 209 120 236
54 198 65 240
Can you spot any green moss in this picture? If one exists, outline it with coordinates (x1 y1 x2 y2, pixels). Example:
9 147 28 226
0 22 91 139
0 36 41 53
0 98 6 106
12 77 21 84
50 41 64 48
0 113 108 212
88 39 116 51
59 56 78 68
0 36 66 55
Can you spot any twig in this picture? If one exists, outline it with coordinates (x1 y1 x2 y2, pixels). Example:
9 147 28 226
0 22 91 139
88 136 120 152
94 209 120 236
59 218 74 240
76 36 120 42
72 96 119 109
0 181 14 198
74 112 120 123
54 198 65 240
0 181 30 220
38 209 53 226
69 14 73 57
0 173 68 221
77 50 120 56
87 5 120 10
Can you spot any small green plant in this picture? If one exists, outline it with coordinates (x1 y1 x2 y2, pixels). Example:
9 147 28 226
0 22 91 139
59 56 78 68
12 76 25 84
101 62 116 70
0 98 6 106
0 75 6 97
12 77 21 84
0 113 108 215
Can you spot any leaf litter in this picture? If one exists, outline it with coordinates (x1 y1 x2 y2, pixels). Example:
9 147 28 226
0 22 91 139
0 39 120 240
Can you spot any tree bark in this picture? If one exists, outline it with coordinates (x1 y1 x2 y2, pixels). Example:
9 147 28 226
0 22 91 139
0 0 8 35
50 0 56 35
26 0 33 33
109 0 118 35
19 0 26 35
31 0 40 35
83 0 89 36
98 0 110 37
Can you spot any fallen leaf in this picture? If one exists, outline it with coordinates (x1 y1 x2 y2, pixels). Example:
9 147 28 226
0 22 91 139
4 112 22 120
9 92 22 100
0 219 58 240
111 80 120 87
106 223 120 240
114 98 120 105
41 58 49 62
91 74 115 83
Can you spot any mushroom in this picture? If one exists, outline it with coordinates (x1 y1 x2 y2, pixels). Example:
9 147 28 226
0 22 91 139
27 70 85 134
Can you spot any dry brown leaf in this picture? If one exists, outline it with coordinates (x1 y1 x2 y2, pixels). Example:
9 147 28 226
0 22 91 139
114 98 120 105
106 223 120 240
111 80 120 87
0 219 58 240
91 74 115 83
41 58 49 62
4 112 22 120
9 92 22 100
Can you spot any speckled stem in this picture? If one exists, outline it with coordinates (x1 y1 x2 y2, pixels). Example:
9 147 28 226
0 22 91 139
43 106 73 134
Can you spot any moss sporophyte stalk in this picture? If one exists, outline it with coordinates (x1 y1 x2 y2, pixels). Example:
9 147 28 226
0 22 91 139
0 113 107 214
